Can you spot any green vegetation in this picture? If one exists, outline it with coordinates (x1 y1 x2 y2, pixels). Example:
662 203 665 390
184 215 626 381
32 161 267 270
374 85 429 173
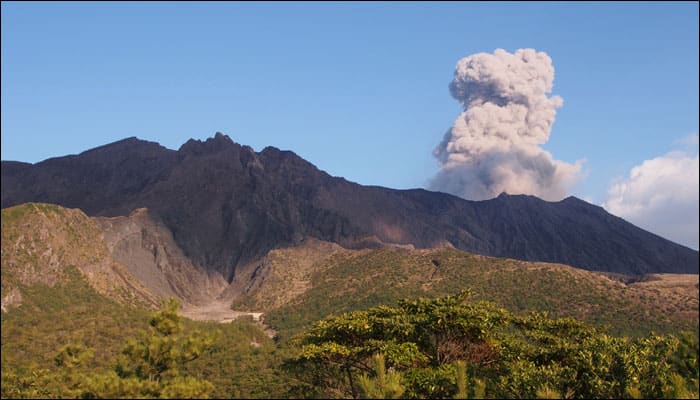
3 298 217 398
263 247 698 339
286 290 699 399
1 203 155 308
2 271 698 398
1 266 151 368
2 203 698 398
100 297 217 398
3 297 213 398
356 354 405 399
1 270 291 398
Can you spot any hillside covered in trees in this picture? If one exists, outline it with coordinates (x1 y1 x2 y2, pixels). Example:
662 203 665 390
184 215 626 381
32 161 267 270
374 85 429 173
1 203 698 398
2 285 698 399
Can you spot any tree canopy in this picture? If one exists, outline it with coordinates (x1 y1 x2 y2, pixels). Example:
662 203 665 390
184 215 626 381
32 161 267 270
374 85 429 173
286 290 699 399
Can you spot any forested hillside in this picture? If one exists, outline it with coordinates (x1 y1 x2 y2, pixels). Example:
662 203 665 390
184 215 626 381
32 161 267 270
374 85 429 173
1 203 698 398
2 284 697 399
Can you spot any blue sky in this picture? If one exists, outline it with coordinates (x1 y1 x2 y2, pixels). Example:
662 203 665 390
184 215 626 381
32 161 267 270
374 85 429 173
2 2 698 249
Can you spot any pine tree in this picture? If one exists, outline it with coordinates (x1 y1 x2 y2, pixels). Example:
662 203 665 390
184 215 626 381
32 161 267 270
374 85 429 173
455 360 469 399
357 353 405 399
84 298 218 398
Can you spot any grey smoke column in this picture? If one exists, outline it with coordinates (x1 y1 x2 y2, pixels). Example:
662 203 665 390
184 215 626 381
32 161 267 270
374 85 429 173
430 48 582 201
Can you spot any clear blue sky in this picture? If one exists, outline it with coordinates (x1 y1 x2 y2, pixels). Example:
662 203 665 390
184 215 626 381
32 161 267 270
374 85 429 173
2 2 699 247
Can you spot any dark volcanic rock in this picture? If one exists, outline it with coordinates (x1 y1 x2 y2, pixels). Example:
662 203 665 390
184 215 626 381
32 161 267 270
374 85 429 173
2 133 697 278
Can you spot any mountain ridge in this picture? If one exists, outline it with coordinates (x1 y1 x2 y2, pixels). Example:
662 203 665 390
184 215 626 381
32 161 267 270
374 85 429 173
3 202 697 340
2 133 697 278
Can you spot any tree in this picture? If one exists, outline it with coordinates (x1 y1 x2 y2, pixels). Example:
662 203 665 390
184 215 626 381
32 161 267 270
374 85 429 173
286 290 699 399
287 290 507 398
357 354 405 399
36 298 220 399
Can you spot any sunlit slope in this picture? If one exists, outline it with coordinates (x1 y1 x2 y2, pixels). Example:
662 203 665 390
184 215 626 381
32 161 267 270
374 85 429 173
233 240 698 338
1 203 158 309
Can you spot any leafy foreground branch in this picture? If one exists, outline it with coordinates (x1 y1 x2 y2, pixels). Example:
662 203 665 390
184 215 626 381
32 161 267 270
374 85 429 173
285 290 699 399
2 298 218 399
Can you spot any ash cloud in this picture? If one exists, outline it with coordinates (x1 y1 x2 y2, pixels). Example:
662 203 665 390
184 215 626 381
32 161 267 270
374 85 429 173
430 48 582 201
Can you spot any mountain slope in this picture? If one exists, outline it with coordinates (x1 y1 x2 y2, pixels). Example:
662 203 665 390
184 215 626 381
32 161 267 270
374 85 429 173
3 203 695 342
2 133 697 277
1 203 158 310
1 203 228 311
231 240 698 338
95 208 228 305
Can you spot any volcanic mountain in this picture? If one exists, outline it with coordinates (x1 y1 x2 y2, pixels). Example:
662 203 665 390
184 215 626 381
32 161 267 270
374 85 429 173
2 133 697 279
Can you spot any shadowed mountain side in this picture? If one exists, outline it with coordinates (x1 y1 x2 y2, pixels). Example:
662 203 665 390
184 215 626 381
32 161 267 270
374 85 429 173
2 133 697 277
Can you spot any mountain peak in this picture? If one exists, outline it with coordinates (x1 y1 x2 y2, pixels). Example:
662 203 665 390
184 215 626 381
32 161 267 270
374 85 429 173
494 192 538 201
2 135 697 276
178 132 240 155
81 136 158 153
562 195 584 202
213 131 234 143
561 196 594 207
63 137 174 164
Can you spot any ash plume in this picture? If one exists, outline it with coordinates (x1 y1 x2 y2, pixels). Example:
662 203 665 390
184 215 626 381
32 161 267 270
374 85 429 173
430 48 582 201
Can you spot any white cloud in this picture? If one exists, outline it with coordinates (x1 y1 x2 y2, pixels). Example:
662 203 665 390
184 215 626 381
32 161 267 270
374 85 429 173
603 150 699 250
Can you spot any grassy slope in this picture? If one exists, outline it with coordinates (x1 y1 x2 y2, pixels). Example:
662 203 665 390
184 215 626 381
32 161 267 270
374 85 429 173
1 203 97 292
258 246 698 339
1 203 158 308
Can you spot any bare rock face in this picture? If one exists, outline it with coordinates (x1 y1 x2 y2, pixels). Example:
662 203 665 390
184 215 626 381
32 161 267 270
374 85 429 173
95 208 229 306
2 133 698 277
